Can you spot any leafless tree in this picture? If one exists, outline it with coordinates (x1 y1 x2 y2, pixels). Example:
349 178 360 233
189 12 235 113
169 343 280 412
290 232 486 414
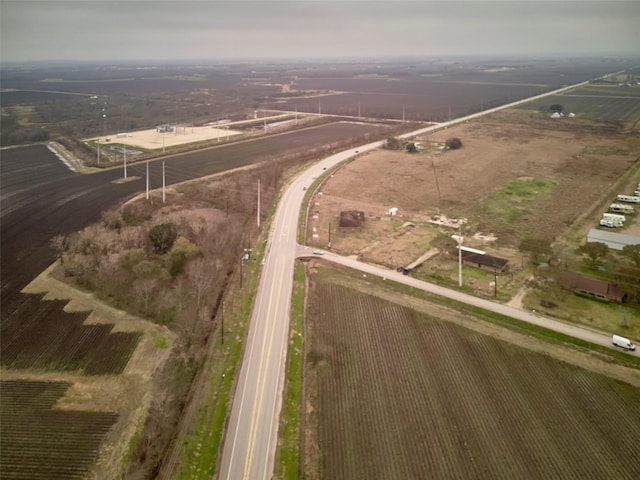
50 234 67 264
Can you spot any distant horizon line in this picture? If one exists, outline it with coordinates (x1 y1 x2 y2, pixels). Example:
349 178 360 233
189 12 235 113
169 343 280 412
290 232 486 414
2 52 640 67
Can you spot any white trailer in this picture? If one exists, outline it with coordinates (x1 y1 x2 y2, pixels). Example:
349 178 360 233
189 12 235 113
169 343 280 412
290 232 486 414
617 195 640 203
602 212 626 222
612 334 635 351
600 218 623 228
609 203 635 214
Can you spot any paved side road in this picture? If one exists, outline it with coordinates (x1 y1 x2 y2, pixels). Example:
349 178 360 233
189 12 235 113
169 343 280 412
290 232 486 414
296 246 638 357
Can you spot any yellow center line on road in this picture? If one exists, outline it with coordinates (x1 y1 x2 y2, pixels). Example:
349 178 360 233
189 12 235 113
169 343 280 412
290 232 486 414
243 257 285 479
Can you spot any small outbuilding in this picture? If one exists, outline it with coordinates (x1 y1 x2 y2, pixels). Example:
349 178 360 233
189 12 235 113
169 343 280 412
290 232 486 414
461 251 508 273
560 272 626 303
388 207 398 216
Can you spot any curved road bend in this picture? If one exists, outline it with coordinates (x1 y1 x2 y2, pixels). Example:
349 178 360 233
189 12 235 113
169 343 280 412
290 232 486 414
218 144 375 479
217 70 637 480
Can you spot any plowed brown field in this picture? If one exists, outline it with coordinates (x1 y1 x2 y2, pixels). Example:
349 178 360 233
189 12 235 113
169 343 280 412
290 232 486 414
303 269 640 479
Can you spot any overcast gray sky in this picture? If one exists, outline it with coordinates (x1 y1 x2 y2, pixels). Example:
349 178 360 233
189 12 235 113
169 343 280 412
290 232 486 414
2 1 639 62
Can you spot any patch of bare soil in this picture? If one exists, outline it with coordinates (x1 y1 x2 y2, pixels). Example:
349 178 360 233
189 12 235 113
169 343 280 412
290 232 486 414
16 262 175 480
307 109 640 295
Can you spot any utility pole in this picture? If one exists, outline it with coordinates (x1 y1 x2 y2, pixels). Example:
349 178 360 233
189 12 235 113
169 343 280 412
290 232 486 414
145 160 149 200
257 178 261 228
493 263 498 298
458 223 462 287
431 158 442 208
162 161 166 203
123 145 127 179
221 301 224 345
402 104 405 122
98 110 106 165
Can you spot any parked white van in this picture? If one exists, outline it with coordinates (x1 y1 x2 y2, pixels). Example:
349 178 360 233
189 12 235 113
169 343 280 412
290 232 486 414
612 334 636 351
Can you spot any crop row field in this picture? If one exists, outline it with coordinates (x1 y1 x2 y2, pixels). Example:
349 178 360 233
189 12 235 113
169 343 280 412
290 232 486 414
267 59 640 121
0 380 119 480
571 84 640 98
522 92 640 122
270 82 548 121
303 271 640 479
1 294 141 374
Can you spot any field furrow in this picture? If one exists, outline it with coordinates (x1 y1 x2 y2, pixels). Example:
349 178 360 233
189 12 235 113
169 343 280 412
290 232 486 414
304 272 640 479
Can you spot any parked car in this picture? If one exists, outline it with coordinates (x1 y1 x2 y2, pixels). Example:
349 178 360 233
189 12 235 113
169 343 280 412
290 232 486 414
313 250 324 255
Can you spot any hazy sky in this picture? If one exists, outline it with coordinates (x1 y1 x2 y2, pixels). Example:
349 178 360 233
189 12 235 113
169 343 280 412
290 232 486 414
2 1 639 62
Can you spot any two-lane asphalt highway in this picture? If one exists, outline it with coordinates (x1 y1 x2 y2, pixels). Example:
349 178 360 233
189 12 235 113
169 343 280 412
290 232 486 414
218 150 334 478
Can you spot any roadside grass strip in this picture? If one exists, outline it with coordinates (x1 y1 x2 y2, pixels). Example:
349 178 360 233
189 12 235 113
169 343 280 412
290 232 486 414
276 262 305 479
176 254 260 478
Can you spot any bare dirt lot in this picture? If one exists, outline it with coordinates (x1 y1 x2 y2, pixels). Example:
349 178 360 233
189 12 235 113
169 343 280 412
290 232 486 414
93 124 243 150
307 109 640 290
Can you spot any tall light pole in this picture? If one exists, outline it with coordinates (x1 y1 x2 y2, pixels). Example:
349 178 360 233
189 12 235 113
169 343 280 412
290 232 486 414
452 222 464 287
123 145 127 179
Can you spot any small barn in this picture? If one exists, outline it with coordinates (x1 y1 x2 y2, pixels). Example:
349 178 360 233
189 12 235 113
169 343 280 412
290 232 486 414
461 251 508 273
587 229 640 251
560 272 626 303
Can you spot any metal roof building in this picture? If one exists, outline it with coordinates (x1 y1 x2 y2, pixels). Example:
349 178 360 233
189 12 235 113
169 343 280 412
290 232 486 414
587 228 640 251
